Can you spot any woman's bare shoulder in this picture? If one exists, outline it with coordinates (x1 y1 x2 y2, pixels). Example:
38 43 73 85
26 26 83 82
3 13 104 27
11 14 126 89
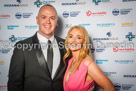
83 55 94 66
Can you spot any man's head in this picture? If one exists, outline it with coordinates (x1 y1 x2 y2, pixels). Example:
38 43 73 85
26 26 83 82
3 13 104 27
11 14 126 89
36 4 58 39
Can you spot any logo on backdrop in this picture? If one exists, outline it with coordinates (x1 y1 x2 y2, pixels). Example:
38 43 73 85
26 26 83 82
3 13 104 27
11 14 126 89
86 10 107 16
97 23 115 27
34 0 55 8
63 24 72 28
63 11 80 18
93 32 118 41
92 0 112 5
114 83 135 91
124 75 136 78
115 60 134 64
0 48 12 54
0 61 4 65
104 72 116 77
9 35 17 42
0 15 10 19
62 0 86 6
114 83 121 91
96 59 109 64
34 0 42 8
4 0 28 7
17 0 21 4
15 12 33 19
112 8 132 16
7 25 19 30
25 25 39 29
123 0 136 2
121 22 133 27
78 24 91 27
9 35 28 42
113 46 134 52
126 32 135 41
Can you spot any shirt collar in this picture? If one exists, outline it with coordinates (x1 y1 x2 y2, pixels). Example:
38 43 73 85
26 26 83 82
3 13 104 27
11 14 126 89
37 32 55 43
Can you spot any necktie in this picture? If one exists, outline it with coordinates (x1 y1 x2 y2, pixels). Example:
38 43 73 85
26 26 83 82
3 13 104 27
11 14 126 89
47 40 53 75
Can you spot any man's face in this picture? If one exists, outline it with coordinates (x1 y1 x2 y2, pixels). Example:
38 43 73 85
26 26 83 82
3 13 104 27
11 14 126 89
36 6 58 39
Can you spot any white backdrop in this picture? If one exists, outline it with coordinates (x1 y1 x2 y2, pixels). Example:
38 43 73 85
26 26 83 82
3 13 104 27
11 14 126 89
0 0 136 91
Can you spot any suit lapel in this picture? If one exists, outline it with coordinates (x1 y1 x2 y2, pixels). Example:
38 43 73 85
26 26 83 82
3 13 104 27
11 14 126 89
32 33 51 79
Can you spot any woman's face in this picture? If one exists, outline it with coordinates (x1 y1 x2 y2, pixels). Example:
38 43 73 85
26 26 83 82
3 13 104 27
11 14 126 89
67 28 84 51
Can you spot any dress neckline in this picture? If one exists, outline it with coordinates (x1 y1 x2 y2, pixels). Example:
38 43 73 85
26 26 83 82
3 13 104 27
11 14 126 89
65 58 90 86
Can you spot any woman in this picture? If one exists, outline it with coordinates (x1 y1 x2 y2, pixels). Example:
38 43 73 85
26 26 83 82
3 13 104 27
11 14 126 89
63 26 115 91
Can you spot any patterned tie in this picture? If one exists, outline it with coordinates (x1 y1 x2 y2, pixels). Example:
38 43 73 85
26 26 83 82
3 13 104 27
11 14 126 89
47 40 53 75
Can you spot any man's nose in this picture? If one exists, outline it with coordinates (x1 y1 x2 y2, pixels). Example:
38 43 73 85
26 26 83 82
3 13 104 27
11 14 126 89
46 18 51 23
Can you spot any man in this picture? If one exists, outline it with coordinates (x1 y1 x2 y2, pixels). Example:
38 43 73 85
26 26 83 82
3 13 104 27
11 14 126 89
8 5 67 91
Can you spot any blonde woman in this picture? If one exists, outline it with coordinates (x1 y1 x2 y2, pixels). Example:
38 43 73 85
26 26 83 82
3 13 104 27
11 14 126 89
63 26 115 91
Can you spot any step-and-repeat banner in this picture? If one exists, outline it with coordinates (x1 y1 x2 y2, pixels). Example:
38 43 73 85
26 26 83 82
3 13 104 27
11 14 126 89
0 0 136 91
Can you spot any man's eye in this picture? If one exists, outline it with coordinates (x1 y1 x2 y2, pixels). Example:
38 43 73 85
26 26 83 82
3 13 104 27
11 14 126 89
51 17 56 20
42 17 45 19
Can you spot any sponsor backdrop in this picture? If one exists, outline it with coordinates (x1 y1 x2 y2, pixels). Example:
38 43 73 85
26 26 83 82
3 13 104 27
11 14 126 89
0 0 136 91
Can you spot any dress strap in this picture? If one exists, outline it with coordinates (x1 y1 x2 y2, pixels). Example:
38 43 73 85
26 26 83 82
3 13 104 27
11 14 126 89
88 61 93 67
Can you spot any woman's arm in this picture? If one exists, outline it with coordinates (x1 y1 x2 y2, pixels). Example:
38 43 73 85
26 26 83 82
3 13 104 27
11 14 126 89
88 62 115 91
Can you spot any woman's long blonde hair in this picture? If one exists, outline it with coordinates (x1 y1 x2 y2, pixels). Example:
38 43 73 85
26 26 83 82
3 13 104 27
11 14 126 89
63 25 92 72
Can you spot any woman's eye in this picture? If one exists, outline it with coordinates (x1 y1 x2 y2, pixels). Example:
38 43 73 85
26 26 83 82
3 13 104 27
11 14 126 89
69 35 72 38
77 37 81 39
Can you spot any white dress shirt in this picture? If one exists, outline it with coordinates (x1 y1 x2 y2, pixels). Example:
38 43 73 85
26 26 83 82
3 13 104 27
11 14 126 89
37 32 61 79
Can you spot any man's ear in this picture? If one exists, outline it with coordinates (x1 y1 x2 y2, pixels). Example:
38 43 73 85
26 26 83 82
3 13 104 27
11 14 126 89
36 16 39 25
56 19 59 27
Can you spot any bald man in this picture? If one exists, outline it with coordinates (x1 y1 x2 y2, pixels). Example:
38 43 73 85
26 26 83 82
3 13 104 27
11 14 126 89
8 5 67 91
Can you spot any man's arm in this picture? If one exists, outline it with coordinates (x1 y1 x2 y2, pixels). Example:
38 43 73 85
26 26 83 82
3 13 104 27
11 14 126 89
8 42 25 91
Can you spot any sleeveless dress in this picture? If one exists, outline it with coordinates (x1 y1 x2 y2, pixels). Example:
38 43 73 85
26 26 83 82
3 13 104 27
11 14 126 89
63 58 94 91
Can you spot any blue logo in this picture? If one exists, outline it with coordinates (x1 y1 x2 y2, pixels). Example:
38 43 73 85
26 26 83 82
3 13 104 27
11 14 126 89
9 35 17 42
96 60 108 64
63 11 69 18
114 83 121 91
78 24 91 27
42 0 55 5
104 72 116 76
126 32 135 41
120 8 132 15
34 0 42 8
112 8 132 16
97 23 115 27
122 84 134 90
96 48 105 52
15 12 33 19
25 25 39 29
107 31 112 37
123 0 136 2
7 25 19 30
15 12 22 19
63 11 80 18
92 0 101 5
70 11 80 17
61 1 86 6
0 48 12 54
115 60 134 64
112 9 119 16
92 0 111 5
91 48 95 53
17 0 21 4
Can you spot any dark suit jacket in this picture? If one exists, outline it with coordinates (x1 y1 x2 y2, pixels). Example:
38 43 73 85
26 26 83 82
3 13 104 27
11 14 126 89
8 33 68 91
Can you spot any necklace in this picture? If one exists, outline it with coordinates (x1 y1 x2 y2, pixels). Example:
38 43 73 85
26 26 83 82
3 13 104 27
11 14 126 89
69 60 76 76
